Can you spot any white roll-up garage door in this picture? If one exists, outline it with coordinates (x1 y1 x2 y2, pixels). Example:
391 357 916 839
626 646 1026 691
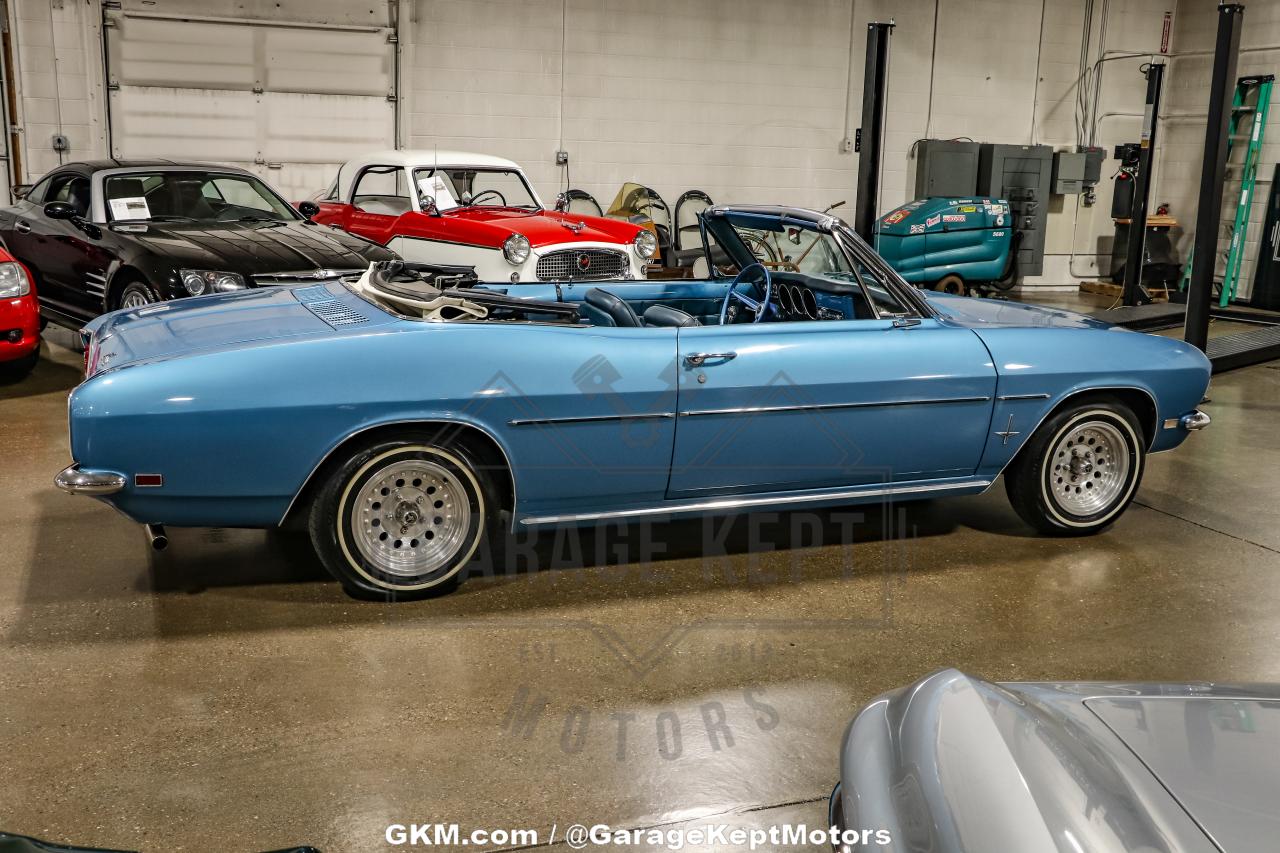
103 4 395 200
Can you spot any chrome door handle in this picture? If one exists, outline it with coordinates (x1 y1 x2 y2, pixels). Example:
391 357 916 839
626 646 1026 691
14 220 31 233
684 351 737 367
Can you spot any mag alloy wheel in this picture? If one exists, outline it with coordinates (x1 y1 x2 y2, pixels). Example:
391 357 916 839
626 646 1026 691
309 439 493 600
347 457 473 579
1005 400 1145 536
118 281 157 310
1045 420 1130 518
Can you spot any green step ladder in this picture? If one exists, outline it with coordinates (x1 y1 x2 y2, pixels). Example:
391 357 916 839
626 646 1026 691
1179 74 1274 306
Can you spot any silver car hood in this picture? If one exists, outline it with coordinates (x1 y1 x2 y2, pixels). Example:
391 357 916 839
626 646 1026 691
838 670 1280 852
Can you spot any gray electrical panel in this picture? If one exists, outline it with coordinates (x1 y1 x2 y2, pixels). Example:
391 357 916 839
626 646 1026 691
977 143 1053 277
1052 151 1087 194
913 140 980 199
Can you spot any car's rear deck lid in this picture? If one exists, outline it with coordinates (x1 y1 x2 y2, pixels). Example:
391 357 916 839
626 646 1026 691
1087 696 1280 851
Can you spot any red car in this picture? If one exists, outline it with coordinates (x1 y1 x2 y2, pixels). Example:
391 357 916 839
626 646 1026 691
0 249 39 379
311 150 656 282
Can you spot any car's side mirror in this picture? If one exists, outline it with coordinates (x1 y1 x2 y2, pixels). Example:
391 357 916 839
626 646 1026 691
44 201 78 220
554 193 569 213
297 200 320 220
420 195 440 217
11 184 32 202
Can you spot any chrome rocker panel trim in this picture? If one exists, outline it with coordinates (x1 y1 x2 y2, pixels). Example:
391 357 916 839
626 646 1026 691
518 477 991 526
679 396 991 418
55 464 127 496
509 412 675 426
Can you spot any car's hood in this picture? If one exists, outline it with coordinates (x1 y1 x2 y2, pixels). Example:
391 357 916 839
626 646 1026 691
923 291 1115 330
416 208 642 248
838 670 1280 852
84 282 398 374
111 220 393 275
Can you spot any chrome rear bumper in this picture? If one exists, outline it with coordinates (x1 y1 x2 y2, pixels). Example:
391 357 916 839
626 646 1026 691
55 464 126 496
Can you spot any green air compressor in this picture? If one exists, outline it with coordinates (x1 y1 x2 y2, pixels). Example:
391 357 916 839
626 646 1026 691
876 197 1018 295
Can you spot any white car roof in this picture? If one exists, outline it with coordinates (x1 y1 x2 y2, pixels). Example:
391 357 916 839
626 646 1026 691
346 149 523 172
333 150 529 203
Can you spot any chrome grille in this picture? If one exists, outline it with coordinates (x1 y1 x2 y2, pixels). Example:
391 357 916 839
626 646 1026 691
253 269 366 285
535 249 628 281
303 299 369 327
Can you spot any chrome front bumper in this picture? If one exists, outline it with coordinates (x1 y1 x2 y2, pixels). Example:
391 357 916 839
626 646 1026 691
1181 410 1211 431
55 464 126 496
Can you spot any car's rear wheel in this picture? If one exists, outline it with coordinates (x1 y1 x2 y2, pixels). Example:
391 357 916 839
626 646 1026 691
116 280 158 310
933 274 967 295
1005 399 1145 535
308 435 494 600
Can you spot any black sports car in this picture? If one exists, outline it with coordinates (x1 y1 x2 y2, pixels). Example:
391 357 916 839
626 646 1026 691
0 160 397 329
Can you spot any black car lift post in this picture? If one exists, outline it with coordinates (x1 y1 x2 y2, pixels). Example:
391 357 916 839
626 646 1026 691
1186 3 1245 351
853 21 894 245
1121 61 1165 307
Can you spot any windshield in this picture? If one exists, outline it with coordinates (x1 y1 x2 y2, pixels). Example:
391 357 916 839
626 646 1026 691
412 168 539 211
103 171 298 223
728 221 856 278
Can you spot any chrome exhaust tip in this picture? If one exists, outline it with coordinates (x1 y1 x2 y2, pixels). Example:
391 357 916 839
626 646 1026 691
145 523 168 551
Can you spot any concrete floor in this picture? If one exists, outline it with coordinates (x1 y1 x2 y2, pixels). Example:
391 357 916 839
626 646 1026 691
3 299 1279 852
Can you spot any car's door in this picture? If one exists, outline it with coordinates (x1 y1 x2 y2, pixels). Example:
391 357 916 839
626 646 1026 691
667 314 997 497
0 176 51 282
341 164 414 245
12 172 111 319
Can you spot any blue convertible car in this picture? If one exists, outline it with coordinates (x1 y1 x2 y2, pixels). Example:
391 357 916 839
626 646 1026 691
56 205 1212 599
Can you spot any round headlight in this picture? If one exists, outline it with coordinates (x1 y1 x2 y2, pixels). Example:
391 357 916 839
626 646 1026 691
212 273 246 293
181 270 208 296
633 228 658 260
502 234 531 265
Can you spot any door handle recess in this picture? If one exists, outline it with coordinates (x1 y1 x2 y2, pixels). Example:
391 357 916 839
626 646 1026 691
14 220 31 233
684 351 737 367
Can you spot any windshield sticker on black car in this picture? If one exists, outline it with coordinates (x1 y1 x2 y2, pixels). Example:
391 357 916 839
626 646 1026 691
109 196 149 220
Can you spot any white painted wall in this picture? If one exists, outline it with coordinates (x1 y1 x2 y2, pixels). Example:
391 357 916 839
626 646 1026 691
7 0 1183 290
10 0 108 178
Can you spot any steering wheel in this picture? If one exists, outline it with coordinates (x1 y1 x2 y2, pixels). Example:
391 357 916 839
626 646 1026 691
719 262 772 325
469 189 506 206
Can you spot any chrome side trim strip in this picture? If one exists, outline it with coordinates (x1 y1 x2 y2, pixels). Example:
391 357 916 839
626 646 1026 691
679 396 991 418
518 478 991 526
997 393 1051 401
509 412 675 426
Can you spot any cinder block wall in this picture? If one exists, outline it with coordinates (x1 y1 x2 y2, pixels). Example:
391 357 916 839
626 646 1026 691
7 0 1187 291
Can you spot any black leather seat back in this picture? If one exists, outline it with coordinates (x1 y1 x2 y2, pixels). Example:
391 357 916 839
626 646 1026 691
643 304 701 327
584 288 642 328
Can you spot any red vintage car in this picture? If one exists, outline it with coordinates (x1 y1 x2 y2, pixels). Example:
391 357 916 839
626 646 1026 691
0 248 39 379
310 151 656 283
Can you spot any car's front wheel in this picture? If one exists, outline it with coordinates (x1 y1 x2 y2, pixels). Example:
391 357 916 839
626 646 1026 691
1005 399 1145 535
308 435 494 599
116 280 159 310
